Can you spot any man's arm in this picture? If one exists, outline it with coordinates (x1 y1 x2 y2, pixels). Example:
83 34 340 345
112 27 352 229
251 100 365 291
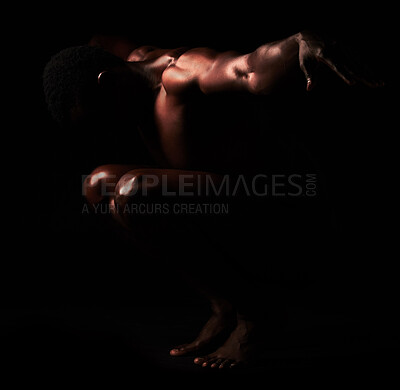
165 31 382 96
198 34 301 95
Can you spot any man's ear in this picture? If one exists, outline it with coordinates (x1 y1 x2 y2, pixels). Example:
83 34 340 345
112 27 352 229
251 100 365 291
98 68 129 93
97 70 115 88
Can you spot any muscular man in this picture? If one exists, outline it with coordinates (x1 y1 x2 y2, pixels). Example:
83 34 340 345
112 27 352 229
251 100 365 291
43 31 381 369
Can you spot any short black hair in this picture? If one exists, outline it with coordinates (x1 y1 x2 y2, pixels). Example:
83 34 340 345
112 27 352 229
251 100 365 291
43 45 125 127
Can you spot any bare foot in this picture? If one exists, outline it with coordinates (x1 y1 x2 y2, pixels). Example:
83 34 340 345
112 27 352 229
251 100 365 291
193 316 259 369
170 301 236 357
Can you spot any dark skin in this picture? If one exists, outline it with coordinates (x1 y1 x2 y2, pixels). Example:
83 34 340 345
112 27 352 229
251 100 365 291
95 31 382 172
84 31 382 369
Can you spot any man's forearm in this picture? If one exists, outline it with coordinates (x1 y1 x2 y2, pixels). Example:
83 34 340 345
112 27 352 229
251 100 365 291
183 30 375 97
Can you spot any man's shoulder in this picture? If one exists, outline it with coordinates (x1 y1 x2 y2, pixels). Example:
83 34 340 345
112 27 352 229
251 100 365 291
161 47 218 96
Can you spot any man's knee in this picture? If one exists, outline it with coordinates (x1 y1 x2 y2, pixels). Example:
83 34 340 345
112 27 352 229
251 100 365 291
83 164 139 207
112 169 156 224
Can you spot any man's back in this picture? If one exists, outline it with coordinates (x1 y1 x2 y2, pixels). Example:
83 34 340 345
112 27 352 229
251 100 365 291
88 33 381 174
131 46 300 173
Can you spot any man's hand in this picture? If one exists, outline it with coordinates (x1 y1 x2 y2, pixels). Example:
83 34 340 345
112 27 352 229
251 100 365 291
297 30 384 91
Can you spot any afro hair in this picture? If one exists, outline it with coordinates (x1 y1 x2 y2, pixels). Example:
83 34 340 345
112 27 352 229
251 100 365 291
43 45 125 127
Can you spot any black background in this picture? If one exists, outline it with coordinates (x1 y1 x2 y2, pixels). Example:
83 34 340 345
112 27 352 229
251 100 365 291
4 2 397 384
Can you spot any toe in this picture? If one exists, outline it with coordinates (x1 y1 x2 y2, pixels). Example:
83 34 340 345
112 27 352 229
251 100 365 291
170 343 201 356
210 358 223 368
229 361 241 369
218 359 234 369
193 357 205 365
169 344 187 356
202 355 221 367
201 356 214 367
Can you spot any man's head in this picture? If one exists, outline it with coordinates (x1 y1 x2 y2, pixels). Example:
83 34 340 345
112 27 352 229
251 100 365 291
43 45 155 166
43 45 152 128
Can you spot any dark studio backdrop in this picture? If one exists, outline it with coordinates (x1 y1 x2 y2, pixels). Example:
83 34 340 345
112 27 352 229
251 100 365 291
5 2 397 383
